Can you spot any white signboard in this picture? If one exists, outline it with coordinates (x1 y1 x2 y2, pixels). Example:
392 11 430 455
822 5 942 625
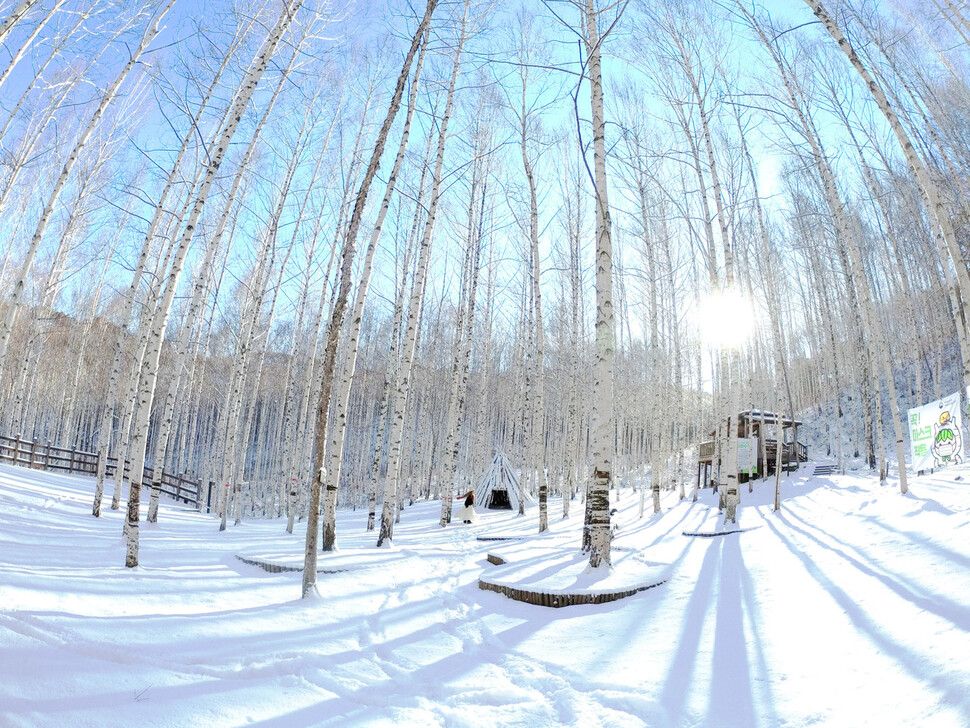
908 391 963 471
737 437 758 476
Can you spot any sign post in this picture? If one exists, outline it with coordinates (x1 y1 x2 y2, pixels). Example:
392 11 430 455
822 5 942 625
737 437 758 477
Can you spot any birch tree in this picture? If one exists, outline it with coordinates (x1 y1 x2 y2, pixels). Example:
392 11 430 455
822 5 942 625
302 0 439 597
124 0 308 568
319 24 429 537
0 0 175 386
803 0 970 398
377 0 470 549
579 0 625 568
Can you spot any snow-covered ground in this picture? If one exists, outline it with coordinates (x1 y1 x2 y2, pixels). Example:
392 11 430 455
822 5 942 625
1 462 969 728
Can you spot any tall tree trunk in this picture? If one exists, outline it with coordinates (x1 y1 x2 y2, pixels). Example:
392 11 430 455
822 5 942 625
319 24 428 540
804 0 970 397
0 0 175 382
89 17 243 516
439 149 485 527
302 0 439 596
0 0 38 47
124 0 306 568
583 0 620 568
377 0 468 548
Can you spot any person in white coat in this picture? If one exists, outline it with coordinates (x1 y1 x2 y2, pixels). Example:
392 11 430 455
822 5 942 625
455 490 477 524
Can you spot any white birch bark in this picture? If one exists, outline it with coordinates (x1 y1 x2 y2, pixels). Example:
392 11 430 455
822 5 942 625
0 0 174 383
376 1 468 548
472 239 496 487
439 148 485 527
0 0 66 94
145 235 224 523
124 0 306 567
274 93 349 531
582 0 619 568
0 0 37 47
672 34 741 522
0 15 85 144
90 3 242 516
366 200 423 531
284 156 355 533
516 81 548 532
234 236 295 525
750 5 909 494
804 0 970 397
143 18 275 523
302 0 440 595
209 49 301 531
322 29 428 536
730 95 792 508
562 152 584 518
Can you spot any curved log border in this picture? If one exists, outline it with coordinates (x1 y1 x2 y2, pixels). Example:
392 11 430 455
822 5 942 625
682 526 759 538
235 555 347 574
478 578 666 608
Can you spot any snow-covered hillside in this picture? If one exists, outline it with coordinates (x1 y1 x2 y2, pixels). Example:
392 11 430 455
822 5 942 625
1 463 968 727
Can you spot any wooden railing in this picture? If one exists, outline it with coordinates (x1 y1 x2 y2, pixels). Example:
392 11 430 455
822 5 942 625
699 438 808 465
0 433 200 506
764 440 809 464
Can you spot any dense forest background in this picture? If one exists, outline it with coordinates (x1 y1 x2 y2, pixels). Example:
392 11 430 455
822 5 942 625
1 0 966 540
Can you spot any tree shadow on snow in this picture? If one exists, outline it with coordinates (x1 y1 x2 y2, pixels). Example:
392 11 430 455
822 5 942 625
660 536 774 727
781 508 970 634
760 513 970 723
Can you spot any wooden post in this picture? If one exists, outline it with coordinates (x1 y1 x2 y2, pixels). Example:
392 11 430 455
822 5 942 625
13 434 21 466
69 446 76 473
29 439 37 468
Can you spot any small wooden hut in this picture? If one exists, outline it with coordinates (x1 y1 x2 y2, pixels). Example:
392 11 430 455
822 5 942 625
696 410 807 488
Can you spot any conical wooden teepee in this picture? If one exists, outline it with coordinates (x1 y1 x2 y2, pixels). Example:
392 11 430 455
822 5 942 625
474 452 536 511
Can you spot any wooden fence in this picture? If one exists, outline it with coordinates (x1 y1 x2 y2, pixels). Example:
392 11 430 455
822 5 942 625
0 433 201 507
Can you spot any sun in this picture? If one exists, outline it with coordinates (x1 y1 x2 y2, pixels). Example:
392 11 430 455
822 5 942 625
696 288 757 350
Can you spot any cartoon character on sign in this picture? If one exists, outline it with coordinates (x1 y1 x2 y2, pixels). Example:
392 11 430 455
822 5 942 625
932 411 963 467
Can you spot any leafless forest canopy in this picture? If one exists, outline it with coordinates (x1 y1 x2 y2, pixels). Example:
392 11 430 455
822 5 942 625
1 0 967 557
